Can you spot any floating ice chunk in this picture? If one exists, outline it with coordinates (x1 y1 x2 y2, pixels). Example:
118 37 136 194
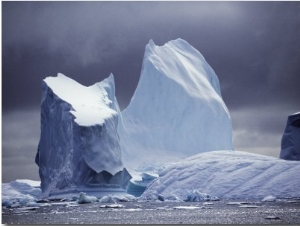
66 202 79 207
185 190 219 202
99 195 116 203
239 205 260 208
39 203 52 207
164 194 181 202
113 194 137 202
203 202 214 205
262 195 276 202
123 208 142 212
227 202 244 205
265 215 280 220
173 206 202 210
100 204 124 208
77 192 98 204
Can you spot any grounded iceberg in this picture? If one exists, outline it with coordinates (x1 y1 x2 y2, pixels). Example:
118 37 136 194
118 38 234 169
8 38 297 204
141 150 300 201
35 73 131 198
280 112 300 160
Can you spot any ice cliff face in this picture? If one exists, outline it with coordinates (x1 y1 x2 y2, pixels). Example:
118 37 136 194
118 39 234 169
35 74 131 197
280 112 300 160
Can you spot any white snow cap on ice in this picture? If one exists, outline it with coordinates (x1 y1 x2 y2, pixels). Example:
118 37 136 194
119 38 234 169
141 150 300 200
44 73 117 126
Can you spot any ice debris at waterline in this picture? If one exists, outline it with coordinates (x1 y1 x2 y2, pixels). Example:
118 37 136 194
35 74 131 198
2 180 41 208
118 38 234 170
77 192 97 204
141 151 300 201
262 195 276 202
280 112 300 160
1 180 137 208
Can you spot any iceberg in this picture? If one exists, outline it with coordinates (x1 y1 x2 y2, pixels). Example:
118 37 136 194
118 38 234 169
4 39 300 204
35 73 131 198
280 112 300 160
141 150 300 200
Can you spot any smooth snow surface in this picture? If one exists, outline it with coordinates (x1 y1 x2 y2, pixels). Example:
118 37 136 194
44 73 117 126
119 38 233 169
141 151 300 200
36 74 130 197
280 112 300 160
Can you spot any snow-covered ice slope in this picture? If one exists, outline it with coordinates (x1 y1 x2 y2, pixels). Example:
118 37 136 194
35 74 131 197
141 150 300 200
2 180 41 207
280 112 300 160
119 39 234 168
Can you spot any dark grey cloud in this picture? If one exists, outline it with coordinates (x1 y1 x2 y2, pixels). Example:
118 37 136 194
2 110 40 182
2 1 300 182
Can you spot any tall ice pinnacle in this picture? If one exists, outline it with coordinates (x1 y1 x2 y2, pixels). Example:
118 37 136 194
118 38 234 169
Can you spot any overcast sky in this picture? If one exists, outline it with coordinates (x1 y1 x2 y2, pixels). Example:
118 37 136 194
2 1 300 183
